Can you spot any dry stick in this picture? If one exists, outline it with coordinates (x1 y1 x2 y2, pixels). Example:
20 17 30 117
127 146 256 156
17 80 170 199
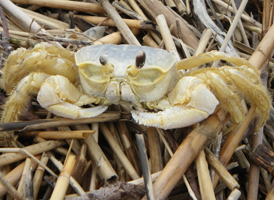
126 1 163 45
93 31 123 45
34 136 68 156
66 144 88 194
262 0 272 37
0 147 58 181
147 127 163 173
251 144 274 174
11 0 105 14
89 122 99 191
100 123 140 180
142 35 159 48
50 154 76 200
196 149 216 200
212 0 248 67
164 0 176 8
127 0 147 19
46 152 86 195
76 15 155 31
0 171 24 200
153 17 199 198
23 168 33 200
147 109 227 199
0 0 48 34
139 0 199 49
33 152 49 200
266 184 274 200
112 1 143 20
84 133 118 184
0 156 40 197
0 112 120 132
17 158 32 196
21 7 73 30
173 0 187 15
227 189 241 200
57 126 81 157
247 120 264 200
205 0 224 31
155 14 180 60
211 0 262 28
193 0 237 56
261 168 271 192
136 133 156 200
157 131 198 200
0 6 13 55
117 121 142 176
98 0 140 46
213 23 274 187
194 29 212 56
36 130 94 140
212 107 255 187
0 140 65 167
205 148 240 191
231 0 250 47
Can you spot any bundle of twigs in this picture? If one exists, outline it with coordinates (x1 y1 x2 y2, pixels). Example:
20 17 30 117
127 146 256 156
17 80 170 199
0 0 273 199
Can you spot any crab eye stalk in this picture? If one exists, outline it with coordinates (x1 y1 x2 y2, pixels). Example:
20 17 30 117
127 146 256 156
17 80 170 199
99 53 108 65
135 50 146 68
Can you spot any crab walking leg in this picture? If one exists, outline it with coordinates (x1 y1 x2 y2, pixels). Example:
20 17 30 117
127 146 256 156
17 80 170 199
2 73 50 123
176 51 254 70
224 67 271 129
37 75 108 119
202 72 245 123
132 77 219 129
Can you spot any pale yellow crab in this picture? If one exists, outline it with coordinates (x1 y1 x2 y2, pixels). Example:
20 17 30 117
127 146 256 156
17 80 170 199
1 43 271 130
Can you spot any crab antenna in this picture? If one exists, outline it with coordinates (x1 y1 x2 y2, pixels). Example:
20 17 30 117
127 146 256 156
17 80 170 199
135 50 146 68
99 53 108 65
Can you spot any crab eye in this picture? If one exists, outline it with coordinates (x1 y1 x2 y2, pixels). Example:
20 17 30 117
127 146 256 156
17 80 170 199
135 51 146 68
99 53 108 65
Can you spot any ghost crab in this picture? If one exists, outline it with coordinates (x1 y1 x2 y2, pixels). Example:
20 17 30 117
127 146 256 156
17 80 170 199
1 43 271 131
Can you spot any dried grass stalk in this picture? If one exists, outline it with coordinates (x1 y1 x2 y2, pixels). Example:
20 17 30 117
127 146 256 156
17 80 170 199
0 140 65 167
76 15 154 30
100 123 140 180
46 152 85 195
147 127 163 173
0 0 48 34
146 109 227 199
50 154 76 200
142 35 159 48
0 156 40 197
156 14 179 60
117 121 141 176
67 144 88 194
11 0 105 14
196 149 215 200
84 134 118 184
139 0 199 49
17 158 32 196
194 29 212 56
98 0 140 46
36 130 94 140
0 171 24 200
205 148 240 190
136 133 155 200
33 152 49 200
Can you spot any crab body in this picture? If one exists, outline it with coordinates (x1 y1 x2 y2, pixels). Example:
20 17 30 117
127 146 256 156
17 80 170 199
1 43 271 130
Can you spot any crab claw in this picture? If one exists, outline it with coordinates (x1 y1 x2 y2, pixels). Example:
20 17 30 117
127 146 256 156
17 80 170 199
131 77 219 129
37 75 107 119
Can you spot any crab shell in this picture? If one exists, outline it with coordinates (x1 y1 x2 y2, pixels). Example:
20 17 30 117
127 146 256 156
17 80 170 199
75 44 179 104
